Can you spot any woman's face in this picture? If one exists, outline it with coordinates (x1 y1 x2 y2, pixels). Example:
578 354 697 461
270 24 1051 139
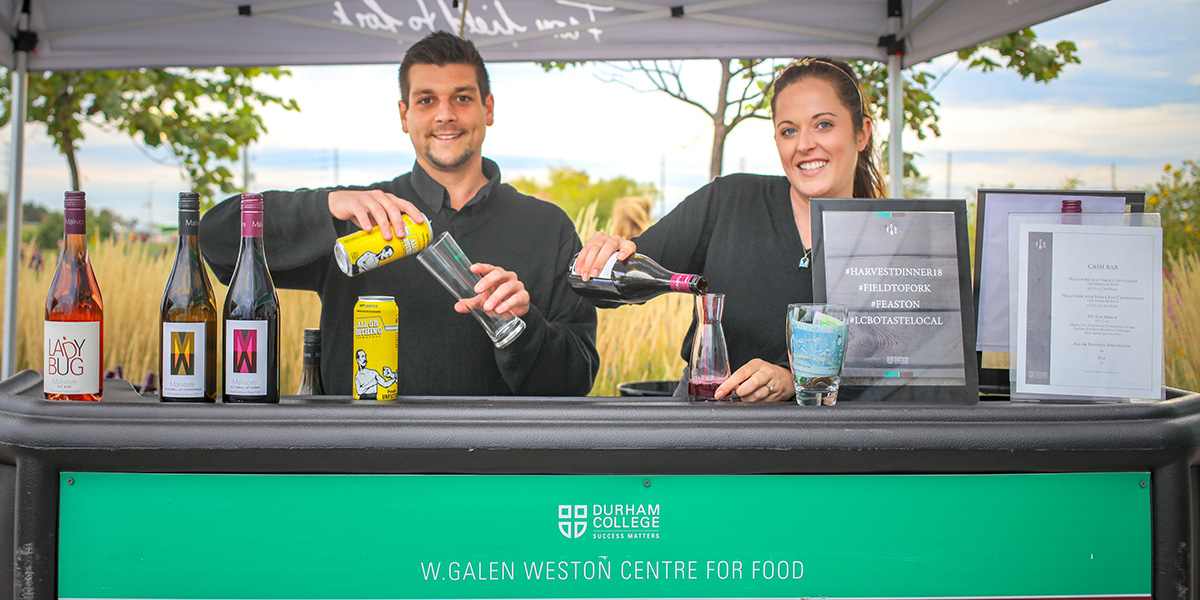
773 77 870 203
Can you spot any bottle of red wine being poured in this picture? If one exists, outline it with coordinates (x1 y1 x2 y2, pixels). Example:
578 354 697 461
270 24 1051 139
44 191 104 401
568 252 707 304
222 193 280 403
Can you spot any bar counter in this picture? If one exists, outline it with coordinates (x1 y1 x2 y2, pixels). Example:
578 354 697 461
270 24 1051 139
1 370 1198 599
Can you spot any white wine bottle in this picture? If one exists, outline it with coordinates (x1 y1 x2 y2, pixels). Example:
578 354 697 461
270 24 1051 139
160 192 218 402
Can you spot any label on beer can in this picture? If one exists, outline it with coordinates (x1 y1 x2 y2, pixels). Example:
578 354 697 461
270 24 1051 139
335 213 432 277
353 296 399 401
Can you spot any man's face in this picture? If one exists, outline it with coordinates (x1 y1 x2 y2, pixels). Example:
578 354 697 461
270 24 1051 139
357 350 367 367
399 63 494 176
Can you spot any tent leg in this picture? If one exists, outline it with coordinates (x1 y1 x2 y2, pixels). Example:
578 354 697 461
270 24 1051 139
3 50 28 379
888 54 903 198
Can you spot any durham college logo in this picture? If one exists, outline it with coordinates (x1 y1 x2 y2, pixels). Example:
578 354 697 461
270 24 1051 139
558 504 587 539
557 502 662 540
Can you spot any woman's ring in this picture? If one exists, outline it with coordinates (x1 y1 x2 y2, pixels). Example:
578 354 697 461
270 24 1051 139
766 383 775 393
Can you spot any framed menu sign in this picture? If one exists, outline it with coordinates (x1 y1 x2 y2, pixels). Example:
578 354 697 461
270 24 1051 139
1010 215 1163 402
811 199 978 404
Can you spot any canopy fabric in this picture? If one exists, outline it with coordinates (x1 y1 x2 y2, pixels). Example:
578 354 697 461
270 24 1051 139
0 0 1107 71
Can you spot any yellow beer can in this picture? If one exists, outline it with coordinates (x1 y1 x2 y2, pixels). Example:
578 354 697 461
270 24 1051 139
334 213 432 276
352 296 399 401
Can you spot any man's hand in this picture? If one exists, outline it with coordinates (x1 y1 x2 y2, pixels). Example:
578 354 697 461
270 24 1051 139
454 263 530 318
329 190 425 241
714 359 794 402
574 232 637 281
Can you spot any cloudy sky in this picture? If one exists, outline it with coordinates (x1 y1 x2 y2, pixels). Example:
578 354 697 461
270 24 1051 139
3 0 1198 225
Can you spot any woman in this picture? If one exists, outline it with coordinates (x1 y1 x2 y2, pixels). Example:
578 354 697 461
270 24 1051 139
575 57 886 401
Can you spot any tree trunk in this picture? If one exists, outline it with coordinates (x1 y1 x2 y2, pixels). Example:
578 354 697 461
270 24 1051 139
708 59 734 181
61 133 81 191
710 121 729 181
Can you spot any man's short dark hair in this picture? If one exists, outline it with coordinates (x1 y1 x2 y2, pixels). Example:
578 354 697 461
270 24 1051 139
398 31 490 103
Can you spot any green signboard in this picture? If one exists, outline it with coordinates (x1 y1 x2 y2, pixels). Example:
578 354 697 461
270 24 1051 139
59 473 1149 599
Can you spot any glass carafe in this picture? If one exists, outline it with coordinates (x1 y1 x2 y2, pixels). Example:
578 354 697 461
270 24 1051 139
688 293 732 400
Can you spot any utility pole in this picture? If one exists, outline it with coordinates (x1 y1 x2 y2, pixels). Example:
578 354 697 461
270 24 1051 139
146 182 153 233
659 154 666 219
1111 162 1117 190
243 144 251 192
946 152 952 199
334 148 340 186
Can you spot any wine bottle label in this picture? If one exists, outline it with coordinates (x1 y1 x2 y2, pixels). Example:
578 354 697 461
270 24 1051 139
65 209 86 235
669 274 692 293
179 212 200 236
594 253 619 280
44 321 101 394
570 253 619 280
162 322 207 397
225 320 268 395
241 212 263 238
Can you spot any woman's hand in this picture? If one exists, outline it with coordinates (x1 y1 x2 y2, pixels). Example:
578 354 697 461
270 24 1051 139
573 232 637 281
714 359 794 402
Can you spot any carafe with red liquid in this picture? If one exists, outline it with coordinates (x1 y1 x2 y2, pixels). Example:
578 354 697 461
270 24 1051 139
688 293 732 401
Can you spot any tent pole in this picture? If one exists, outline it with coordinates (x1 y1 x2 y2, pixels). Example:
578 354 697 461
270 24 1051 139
885 0 903 198
887 54 902 198
3 32 29 378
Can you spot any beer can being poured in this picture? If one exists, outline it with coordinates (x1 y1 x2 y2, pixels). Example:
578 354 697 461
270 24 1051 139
334 213 432 276
352 296 399 401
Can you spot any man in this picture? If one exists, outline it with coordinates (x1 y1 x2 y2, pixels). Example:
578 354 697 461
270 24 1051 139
200 31 598 396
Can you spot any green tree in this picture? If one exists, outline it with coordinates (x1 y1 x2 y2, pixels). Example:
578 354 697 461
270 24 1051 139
547 28 1078 183
31 206 129 251
20 201 48 224
509 166 656 223
1147 159 1200 260
0 68 300 204
0 194 54 224
33 212 62 251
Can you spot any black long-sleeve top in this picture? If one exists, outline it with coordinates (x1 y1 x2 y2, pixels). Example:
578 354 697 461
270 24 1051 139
199 159 599 396
633 173 814 370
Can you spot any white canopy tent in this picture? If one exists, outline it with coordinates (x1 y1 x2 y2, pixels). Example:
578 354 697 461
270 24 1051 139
0 0 1108 376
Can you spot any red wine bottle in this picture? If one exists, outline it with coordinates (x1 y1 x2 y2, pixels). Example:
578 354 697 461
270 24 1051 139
160 192 218 402
44 191 104 401
222 193 280 403
568 252 707 304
